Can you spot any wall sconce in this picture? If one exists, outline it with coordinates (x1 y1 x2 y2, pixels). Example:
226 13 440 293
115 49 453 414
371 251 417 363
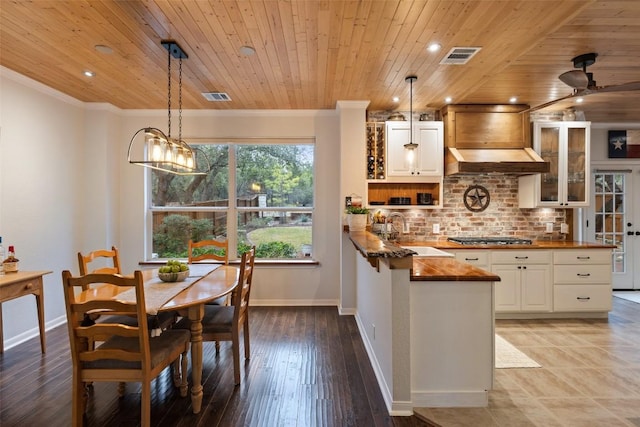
127 40 208 175
404 75 418 166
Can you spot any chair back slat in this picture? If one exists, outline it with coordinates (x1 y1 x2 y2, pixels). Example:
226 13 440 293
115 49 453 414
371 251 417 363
188 239 228 264
77 247 122 290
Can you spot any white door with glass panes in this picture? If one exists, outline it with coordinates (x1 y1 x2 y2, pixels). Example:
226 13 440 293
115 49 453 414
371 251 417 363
584 166 640 289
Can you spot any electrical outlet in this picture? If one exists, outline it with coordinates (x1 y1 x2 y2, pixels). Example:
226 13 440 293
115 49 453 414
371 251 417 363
560 223 569 234
403 222 410 233
372 324 376 340
432 223 440 234
546 222 554 233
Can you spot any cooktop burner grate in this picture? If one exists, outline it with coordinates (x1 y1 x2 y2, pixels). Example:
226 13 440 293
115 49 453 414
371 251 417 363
447 237 533 245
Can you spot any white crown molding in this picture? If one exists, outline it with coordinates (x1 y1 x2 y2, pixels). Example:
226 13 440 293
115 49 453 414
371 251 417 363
1 66 84 107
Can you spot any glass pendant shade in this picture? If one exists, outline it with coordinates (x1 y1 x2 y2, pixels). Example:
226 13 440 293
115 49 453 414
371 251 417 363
127 127 208 175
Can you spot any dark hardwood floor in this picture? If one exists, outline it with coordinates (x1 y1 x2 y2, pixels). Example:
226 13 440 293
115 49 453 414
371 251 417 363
0 306 430 426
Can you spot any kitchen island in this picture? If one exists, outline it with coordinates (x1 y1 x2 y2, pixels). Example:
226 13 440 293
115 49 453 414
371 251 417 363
347 231 500 415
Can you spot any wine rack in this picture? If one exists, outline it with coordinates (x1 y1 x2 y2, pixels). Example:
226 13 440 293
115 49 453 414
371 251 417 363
366 122 385 180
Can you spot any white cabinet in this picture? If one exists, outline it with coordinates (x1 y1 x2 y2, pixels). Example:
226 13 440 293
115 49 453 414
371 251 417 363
519 121 590 208
491 250 552 312
553 249 612 312
451 250 490 270
386 121 443 178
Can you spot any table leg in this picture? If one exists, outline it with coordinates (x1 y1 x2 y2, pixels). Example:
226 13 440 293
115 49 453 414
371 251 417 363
188 304 205 414
35 279 46 353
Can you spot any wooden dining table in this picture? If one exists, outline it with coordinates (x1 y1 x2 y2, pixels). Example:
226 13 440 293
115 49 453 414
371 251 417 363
76 263 239 414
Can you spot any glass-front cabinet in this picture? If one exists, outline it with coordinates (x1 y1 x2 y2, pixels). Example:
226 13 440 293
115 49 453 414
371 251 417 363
519 121 590 208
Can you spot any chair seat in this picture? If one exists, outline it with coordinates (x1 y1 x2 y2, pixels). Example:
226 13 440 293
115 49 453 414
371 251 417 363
84 311 177 332
205 295 228 306
85 329 191 370
175 305 234 334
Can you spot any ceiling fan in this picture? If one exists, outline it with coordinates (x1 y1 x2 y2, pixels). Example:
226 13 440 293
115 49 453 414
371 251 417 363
527 52 640 113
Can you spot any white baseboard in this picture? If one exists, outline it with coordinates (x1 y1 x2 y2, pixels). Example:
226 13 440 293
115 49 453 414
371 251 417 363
3 314 67 352
249 299 339 306
412 391 489 408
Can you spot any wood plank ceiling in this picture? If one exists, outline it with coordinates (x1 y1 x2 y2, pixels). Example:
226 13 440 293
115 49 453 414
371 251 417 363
1 0 640 122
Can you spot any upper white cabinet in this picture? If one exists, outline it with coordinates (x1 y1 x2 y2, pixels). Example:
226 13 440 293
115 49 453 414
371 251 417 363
385 121 443 178
519 121 591 208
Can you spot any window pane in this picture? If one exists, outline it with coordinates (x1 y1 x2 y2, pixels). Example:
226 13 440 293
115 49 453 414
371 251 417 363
152 145 229 207
236 145 314 208
237 210 313 259
151 212 227 258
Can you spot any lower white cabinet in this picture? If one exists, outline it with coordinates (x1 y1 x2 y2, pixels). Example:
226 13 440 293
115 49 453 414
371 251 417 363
448 247 612 316
553 250 612 312
491 251 552 313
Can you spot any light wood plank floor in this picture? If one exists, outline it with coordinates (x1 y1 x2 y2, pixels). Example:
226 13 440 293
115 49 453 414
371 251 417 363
0 306 429 427
415 296 640 426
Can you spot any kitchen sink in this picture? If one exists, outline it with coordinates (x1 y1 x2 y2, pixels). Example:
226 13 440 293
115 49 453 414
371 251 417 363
401 246 454 257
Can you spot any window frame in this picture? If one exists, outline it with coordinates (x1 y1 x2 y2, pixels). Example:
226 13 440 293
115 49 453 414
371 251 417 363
145 137 315 261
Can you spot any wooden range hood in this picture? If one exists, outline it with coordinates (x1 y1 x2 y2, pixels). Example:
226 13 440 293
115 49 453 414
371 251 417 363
441 104 550 175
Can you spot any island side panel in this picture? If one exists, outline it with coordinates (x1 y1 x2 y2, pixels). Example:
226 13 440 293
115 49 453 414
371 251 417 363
410 280 495 408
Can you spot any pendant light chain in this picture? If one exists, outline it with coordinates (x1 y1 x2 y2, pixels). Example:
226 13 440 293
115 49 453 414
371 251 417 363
167 46 172 139
178 56 183 141
409 77 413 144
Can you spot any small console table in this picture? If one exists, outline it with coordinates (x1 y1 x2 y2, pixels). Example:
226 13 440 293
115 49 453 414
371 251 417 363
0 270 52 353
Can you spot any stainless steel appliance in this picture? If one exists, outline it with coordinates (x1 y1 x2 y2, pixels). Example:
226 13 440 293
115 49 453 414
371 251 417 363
447 237 533 245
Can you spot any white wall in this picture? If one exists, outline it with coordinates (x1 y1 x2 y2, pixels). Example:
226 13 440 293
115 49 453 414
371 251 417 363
0 66 365 349
0 68 86 345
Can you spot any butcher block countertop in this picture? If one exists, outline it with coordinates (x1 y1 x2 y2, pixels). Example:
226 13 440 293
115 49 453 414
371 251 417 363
348 231 500 282
403 239 616 250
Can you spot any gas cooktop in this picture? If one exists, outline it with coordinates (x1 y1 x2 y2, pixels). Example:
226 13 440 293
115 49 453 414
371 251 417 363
447 237 533 245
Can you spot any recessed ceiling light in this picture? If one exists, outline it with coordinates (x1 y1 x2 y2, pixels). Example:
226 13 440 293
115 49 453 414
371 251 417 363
239 45 256 56
509 96 517 103
83 70 95 77
94 44 113 54
576 97 584 103
392 96 400 102
444 96 452 103
427 43 441 52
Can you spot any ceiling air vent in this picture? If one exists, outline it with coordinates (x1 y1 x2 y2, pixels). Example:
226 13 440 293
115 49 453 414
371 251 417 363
202 92 232 101
439 47 482 65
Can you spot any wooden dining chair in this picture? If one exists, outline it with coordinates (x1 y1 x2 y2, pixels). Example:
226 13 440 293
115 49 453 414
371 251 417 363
188 239 230 307
176 246 256 385
77 246 121 286
77 247 176 333
61 270 190 427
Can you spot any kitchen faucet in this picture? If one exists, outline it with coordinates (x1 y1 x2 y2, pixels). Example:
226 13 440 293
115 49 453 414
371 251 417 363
383 212 406 241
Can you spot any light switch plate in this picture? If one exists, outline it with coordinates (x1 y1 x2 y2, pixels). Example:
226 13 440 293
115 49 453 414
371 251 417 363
432 223 440 234
546 222 554 233
560 223 569 234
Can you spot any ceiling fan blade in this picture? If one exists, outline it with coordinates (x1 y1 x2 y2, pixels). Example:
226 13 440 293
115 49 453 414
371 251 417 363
559 70 589 90
595 81 640 93
523 93 579 113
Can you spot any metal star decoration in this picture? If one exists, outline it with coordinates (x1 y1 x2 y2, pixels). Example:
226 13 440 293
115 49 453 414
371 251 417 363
463 184 490 212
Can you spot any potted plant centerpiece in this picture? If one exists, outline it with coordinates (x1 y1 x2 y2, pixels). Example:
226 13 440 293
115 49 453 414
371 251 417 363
345 205 369 231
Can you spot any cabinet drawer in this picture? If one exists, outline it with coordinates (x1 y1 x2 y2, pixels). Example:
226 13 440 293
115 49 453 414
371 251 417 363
0 278 41 301
554 265 611 284
454 251 489 267
491 250 551 264
554 250 611 265
554 284 612 311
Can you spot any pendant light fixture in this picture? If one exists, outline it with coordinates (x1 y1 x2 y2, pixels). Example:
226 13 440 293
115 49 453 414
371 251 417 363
404 75 418 166
127 40 208 175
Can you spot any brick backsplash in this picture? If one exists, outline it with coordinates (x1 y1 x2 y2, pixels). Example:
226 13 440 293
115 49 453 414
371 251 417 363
366 109 571 241
373 175 569 241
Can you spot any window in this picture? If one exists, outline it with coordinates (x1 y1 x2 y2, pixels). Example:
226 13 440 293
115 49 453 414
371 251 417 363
148 140 314 260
